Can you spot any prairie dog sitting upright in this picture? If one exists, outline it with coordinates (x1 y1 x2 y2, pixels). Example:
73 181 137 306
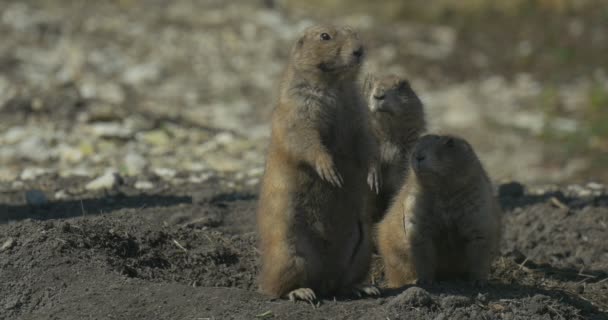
378 134 503 287
257 24 380 302
363 74 426 222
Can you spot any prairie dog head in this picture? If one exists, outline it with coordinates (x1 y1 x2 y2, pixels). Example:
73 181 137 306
411 134 481 187
364 74 423 117
290 25 365 77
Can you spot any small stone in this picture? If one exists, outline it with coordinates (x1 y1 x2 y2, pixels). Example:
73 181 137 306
25 189 48 207
476 293 488 303
89 122 132 139
3 295 21 310
124 153 147 175
134 180 154 190
3 126 27 143
387 286 433 311
16 137 53 162
54 190 69 200
153 167 176 179
1 237 16 252
139 130 171 147
11 180 24 189
59 145 83 163
499 182 525 198
586 182 603 190
122 63 161 85
85 171 122 191
20 167 48 180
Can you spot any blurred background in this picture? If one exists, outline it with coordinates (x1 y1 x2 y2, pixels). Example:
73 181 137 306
0 0 606 187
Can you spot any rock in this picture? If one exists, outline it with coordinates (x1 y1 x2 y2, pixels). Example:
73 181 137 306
20 167 49 180
476 293 488 303
16 136 53 162
387 286 433 311
139 130 171 147
0 237 16 252
25 189 48 207
122 63 161 85
499 182 525 198
59 145 84 163
124 153 147 175
85 171 122 191
81 102 126 123
0 168 19 182
206 155 245 172
54 190 69 200
134 180 154 190
153 167 176 179
586 182 603 191
89 122 133 139
3 126 28 144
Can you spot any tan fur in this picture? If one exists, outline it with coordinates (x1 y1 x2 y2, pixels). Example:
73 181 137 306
257 25 380 300
377 134 503 288
362 74 426 222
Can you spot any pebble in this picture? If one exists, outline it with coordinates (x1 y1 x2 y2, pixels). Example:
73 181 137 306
25 189 48 206
139 130 171 147
134 180 154 190
20 167 49 180
89 122 133 139
85 171 122 191
16 137 53 162
153 167 176 179
0 237 16 252
124 152 147 175
54 190 69 200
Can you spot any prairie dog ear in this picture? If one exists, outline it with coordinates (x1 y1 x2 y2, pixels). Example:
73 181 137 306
397 79 411 91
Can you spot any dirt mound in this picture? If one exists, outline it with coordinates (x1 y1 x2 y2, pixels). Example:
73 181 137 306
1 177 607 319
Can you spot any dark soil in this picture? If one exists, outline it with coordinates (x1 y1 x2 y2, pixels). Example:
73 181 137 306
1 178 607 319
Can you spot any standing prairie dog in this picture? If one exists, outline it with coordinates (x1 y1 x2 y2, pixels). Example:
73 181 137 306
363 74 426 222
257 24 381 302
377 134 503 287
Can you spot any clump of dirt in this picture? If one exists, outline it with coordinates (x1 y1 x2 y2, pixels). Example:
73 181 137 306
54 219 259 289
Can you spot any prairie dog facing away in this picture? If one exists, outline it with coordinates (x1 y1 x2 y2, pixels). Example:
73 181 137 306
377 134 503 288
257 24 381 302
363 74 426 222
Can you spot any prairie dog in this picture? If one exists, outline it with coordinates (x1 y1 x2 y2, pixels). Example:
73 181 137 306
377 134 503 287
257 25 380 302
363 74 426 222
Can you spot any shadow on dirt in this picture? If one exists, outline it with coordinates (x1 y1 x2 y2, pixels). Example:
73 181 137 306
0 193 192 224
498 182 608 211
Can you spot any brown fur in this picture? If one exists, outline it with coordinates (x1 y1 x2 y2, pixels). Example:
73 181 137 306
257 25 380 300
377 134 503 288
362 74 426 223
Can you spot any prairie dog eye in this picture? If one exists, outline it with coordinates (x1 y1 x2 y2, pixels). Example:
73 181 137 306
320 33 332 41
